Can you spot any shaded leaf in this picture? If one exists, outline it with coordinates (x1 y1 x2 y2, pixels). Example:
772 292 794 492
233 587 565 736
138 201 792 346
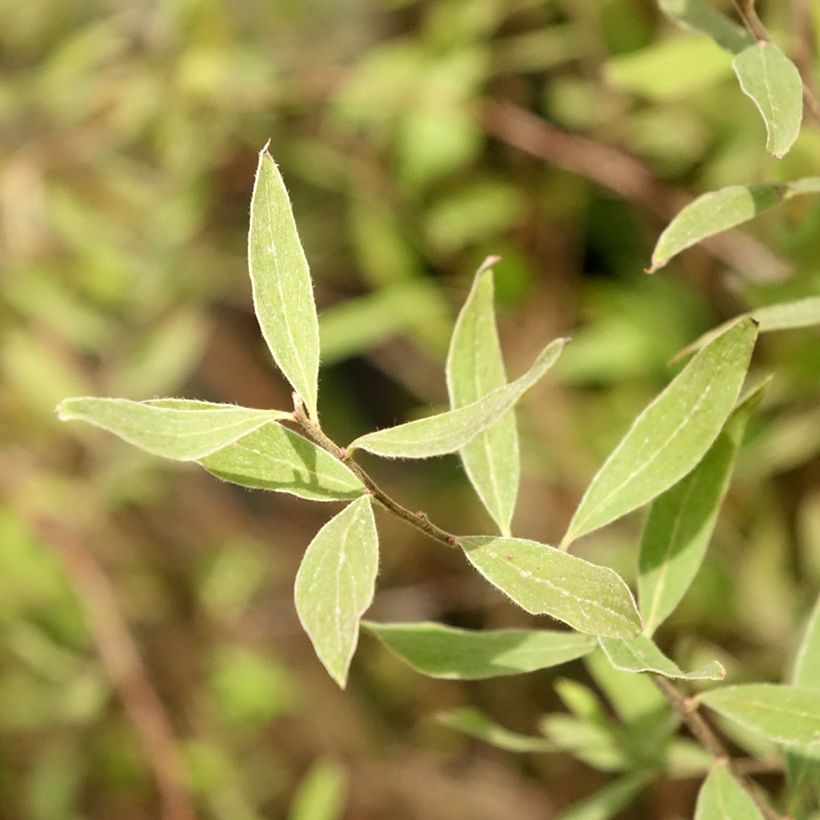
349 337 566 458
294 497 378 688
436 707 555 753
638 383 765 634
249 147 320 419
599 634 725 681
200 424 365 502
363 621 596 679
539 715 630 772
446 261 519 535
558 772 653 820
57 397 290 460
563 319 757 545
733 42 803 158
694 763 764 820
699 685 820 750
793 595 820 688
460 536 641 639
287 759 347 820
659 0 753 54
585 649 668 723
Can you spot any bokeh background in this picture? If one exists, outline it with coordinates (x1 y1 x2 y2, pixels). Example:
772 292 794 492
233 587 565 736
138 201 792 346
2 1 820 817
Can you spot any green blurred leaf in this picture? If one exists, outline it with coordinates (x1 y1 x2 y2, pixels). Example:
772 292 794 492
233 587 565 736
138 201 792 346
447 264 519 535
249 148 320 419
436 707 555 753
287 759 347 820
348 337 566 458
563 319 757 545
733 42 803 158
794 596 820 687
57 397 290 460
585 649 668 723
363 621 596 679
699 685 820 750
694 763 764 819
460 536 641 639
638 383 765 634
599 634 725 681
557 772 653 820
294 497 378 688
539 715 630 772
659 0 754 54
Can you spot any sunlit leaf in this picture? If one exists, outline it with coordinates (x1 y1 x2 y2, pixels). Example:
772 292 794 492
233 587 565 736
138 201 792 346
659 0 753 54
694 763 764 820
436 707 555 753
200 424 365 502
563 319 757 546
638 383 765 634
699 685 820 750
460 536 641 639
599 634 725 681
294 497 378 688
349 337 566 459
249 147 321 419
57 397 290 460
363 621 596 679
733 42 803 158
446 262 519 535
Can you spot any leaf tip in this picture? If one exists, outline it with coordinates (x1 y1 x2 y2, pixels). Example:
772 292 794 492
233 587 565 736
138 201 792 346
476 255 501 276
259 138 272 157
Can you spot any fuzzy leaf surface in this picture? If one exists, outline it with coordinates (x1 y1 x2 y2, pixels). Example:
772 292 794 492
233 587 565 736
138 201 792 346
447 264 519 535
461 536 641 639
294 496 378 688
249 148 320 418
564 319 757 545
364 621 596 679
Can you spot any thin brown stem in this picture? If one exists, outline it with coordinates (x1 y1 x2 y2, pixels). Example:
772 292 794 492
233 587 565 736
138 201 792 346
292 404 459 549
653 676 784 820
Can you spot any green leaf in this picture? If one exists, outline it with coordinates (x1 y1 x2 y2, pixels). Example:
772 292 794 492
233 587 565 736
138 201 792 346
200 424 365 502
539 715 630 772
446 261 519 535
363 621 596 679
599 634 725 681
563 319 757 546
648 179 820 272
348 337 566 459
436 707 555 753
294 496 378 688
460 536 641 639
638 383 765 634
658 0 754 54
585 649 667 723
694 763 764 820
287 759 347 820
57 397 291 460
699 685 820 750
558 772 653 820
794 595 820 688
249 147 321 420
733 42 803 159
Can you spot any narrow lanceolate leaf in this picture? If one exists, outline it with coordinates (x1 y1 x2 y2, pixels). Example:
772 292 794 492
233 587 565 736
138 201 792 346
294 496 378 688
558 772 653 820
793 596 820 688
460 536 641 639
249 147 321 419
436 708 556 753
57 397 290 460
349 337 566 459
599 634 725 681
200 424 364 502
638 383 765 634
563 319 757 546
446 263 519 535
363 621 596 679
648 178 820 273
659 0 753 54
733 42 803 159
699 685 820 750
694 763 764 820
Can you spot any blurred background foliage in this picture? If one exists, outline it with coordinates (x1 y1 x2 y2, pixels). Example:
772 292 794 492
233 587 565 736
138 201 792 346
1 0 819 817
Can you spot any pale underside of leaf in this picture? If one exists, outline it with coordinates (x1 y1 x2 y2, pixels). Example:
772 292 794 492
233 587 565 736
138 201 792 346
363 621 596 679
57 396 290 461
447 264 519 536
694 763 764 820
249 148 321 419
563 318 757 546
460 536 642 639
349 337 566 459
599 634 725 681
200 423 365 501
733 42 803 159
294 496 378 688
